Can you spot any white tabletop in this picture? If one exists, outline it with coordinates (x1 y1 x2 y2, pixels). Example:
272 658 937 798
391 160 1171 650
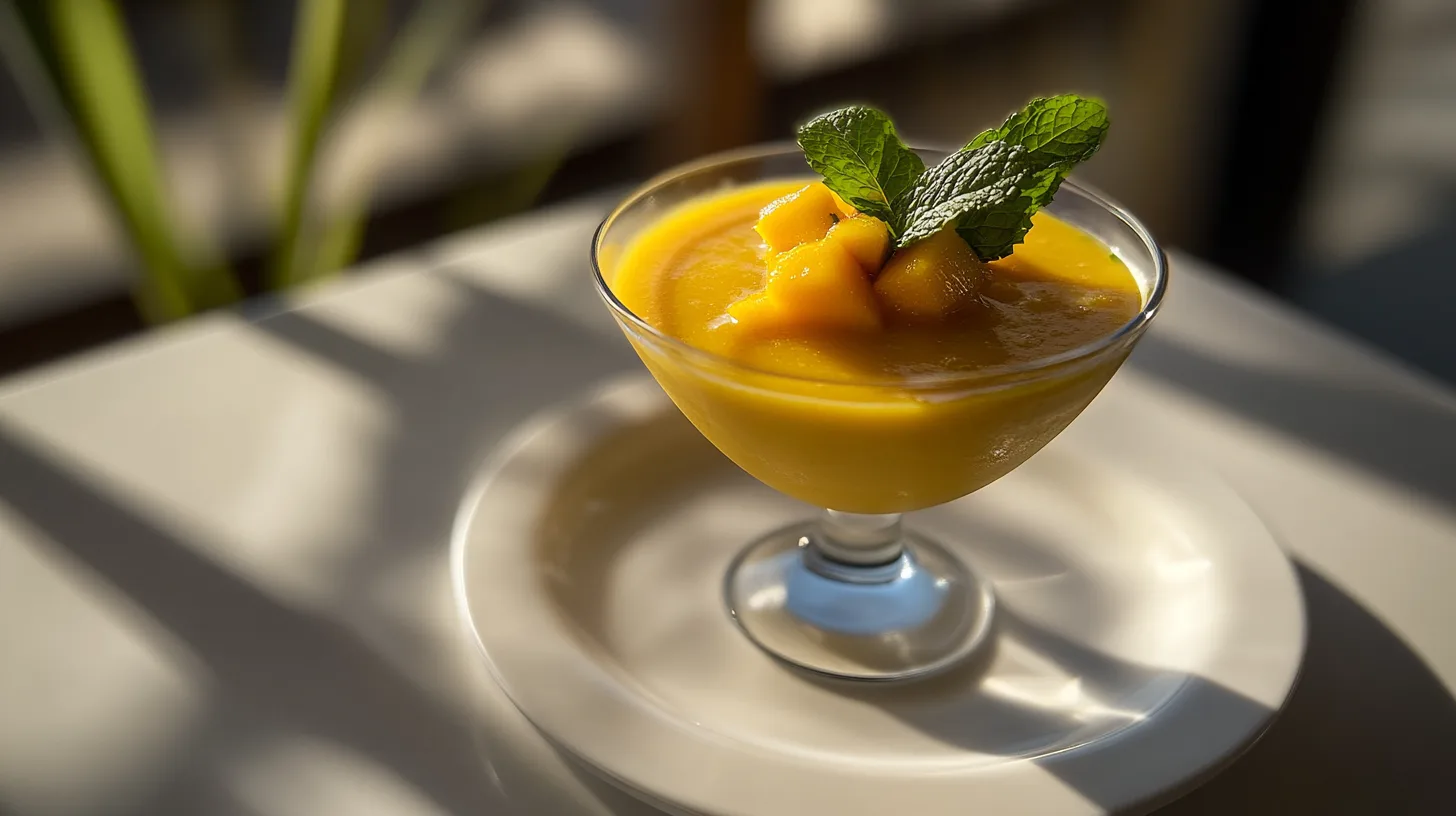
1 197 1453 816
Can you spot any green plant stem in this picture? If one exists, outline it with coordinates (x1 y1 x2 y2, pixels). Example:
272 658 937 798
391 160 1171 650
292 0 490 283
4 0 240 321
271 0 348 289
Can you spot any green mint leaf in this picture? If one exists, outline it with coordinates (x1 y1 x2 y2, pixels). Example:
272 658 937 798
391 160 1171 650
896 141 1037 247
899 95 1109 259
966 94 1109 165
796 106 924 229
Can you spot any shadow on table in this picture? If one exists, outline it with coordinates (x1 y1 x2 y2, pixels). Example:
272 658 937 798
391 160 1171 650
1130 332 1456 508
1153 563 1456 815
0 272 637 815
0 425 501 816
248 266 636 614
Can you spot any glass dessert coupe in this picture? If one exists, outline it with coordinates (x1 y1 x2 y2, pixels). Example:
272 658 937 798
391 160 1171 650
592 144 1167 682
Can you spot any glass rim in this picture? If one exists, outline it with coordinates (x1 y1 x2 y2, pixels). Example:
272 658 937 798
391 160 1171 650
591 142 1169 391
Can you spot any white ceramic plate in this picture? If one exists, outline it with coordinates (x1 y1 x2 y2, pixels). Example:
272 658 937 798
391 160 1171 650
452 376 1305 816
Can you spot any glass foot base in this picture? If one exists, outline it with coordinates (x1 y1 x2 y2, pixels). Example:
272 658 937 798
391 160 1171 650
725 522 996 682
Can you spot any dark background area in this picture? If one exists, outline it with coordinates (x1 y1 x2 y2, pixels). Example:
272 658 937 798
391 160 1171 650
1 0 1452 383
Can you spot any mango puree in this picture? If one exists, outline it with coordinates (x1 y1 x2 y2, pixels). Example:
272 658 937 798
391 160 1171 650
605 180 1142 513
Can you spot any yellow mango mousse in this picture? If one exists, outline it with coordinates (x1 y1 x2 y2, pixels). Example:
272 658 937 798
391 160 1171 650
604 179 1142 513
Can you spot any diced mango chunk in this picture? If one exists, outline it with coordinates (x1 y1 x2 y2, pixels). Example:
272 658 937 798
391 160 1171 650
873 228 986 323
729 239 881 333
725 290 783 327
769 241 883 331
824 215 890 276
755 183 840 252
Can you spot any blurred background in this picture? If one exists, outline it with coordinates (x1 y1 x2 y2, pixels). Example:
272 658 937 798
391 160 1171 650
1 0 1452 382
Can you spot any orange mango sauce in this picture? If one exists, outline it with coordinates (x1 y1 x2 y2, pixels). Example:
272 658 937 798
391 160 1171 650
605 180 1142 513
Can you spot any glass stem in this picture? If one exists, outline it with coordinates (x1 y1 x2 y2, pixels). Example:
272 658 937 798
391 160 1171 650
812 510 906 566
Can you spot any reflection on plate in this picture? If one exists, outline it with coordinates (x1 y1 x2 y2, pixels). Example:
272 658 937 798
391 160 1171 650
453 376 1305 816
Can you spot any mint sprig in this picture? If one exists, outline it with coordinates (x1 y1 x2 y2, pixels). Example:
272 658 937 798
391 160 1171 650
797 106 924 228
796 95 1108 260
